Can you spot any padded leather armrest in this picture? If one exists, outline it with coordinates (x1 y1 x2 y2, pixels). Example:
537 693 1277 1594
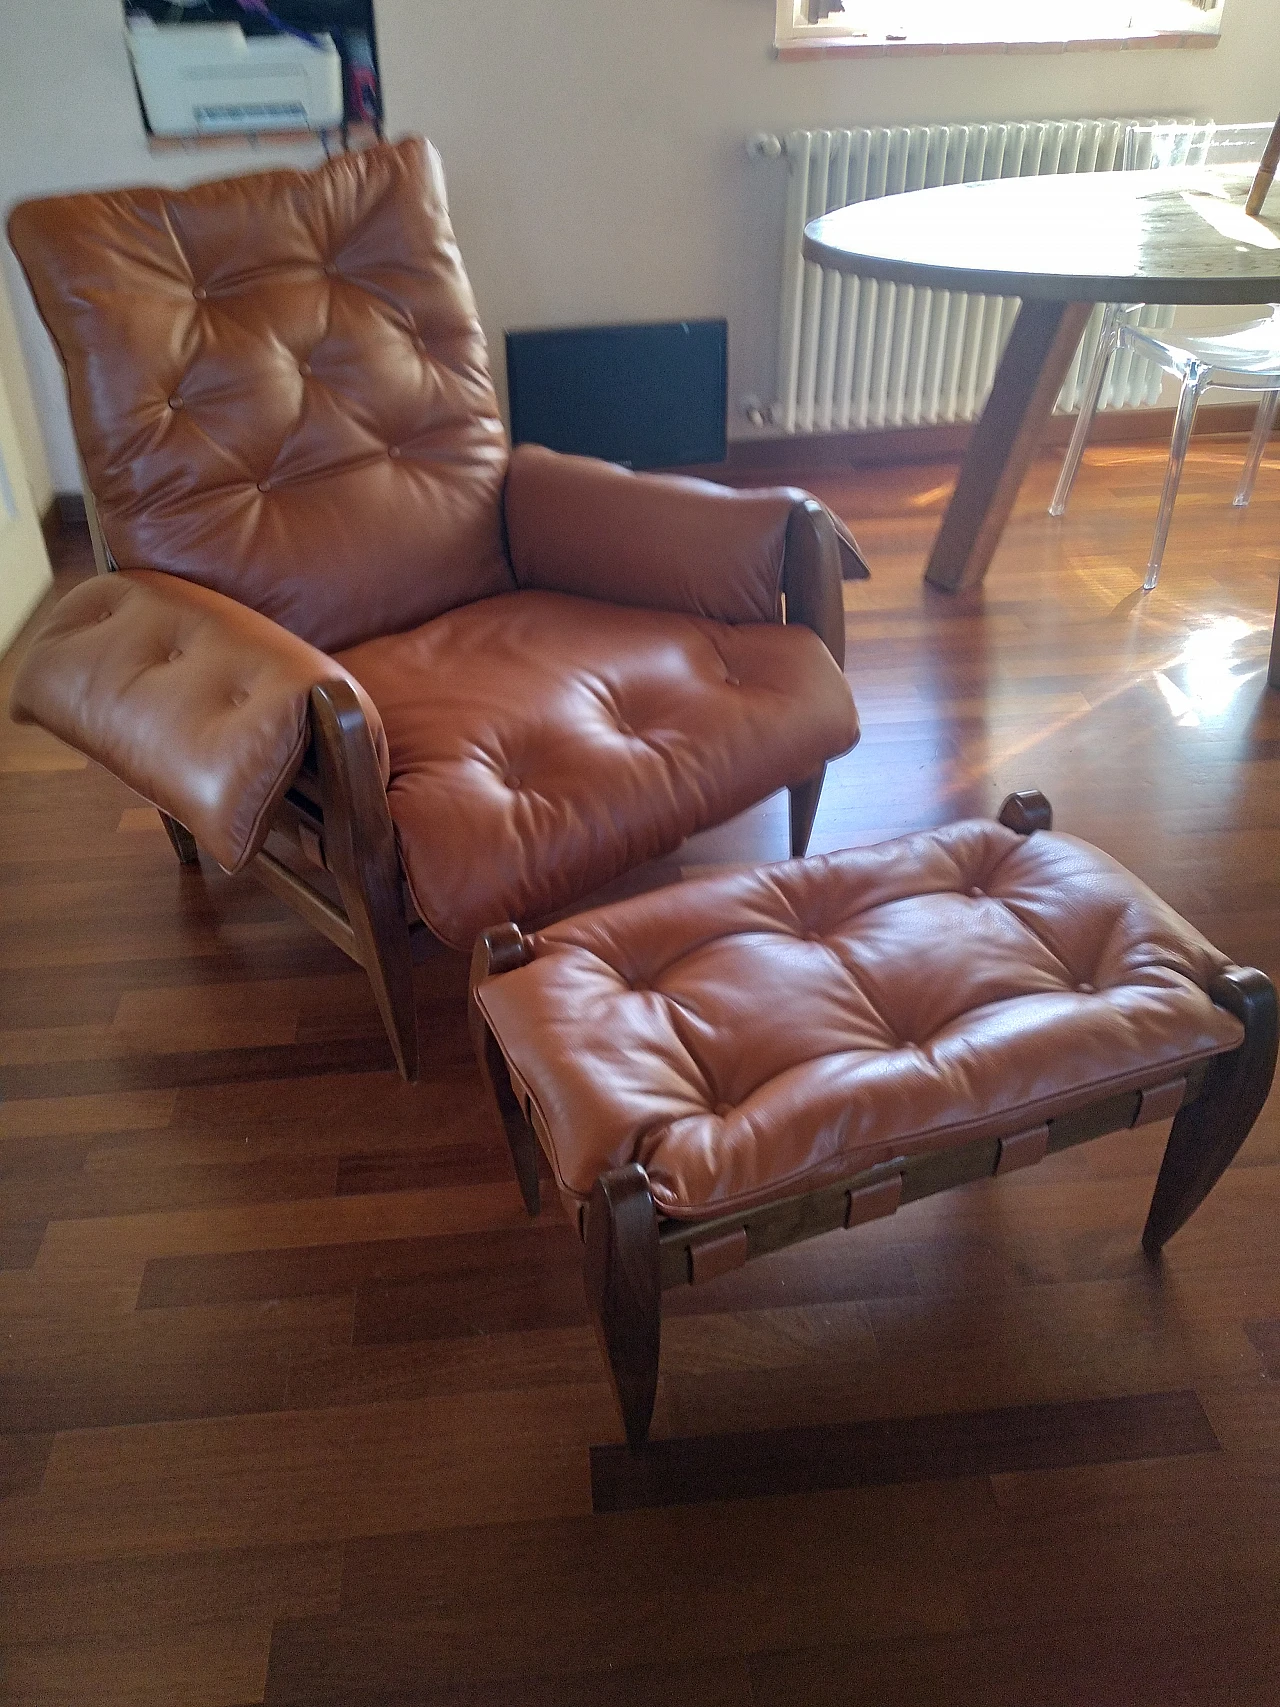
9 570 390 874
504 443 806 625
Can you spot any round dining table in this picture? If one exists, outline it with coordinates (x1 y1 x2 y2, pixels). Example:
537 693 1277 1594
804 166 1280 592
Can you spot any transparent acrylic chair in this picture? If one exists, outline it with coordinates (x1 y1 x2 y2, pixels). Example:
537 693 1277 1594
1050 121 1280 591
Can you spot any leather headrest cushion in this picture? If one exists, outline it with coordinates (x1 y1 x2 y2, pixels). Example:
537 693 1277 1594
8 137 513 652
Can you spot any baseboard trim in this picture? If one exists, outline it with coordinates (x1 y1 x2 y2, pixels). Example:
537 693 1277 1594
41 491 88 547
704 401 1268 478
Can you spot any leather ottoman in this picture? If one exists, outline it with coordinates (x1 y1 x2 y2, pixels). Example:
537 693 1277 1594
470 793 1276 1446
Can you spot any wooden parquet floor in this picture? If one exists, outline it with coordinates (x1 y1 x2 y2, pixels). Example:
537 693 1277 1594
2 439 1279 1705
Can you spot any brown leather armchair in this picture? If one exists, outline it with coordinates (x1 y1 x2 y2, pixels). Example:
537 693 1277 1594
6 138 858 1079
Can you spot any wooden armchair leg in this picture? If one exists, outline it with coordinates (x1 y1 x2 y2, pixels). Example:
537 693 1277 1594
159 811 199 865
790 766 827 857
585 1165 662 1449
310 681 419 1082
1143 967 1278 1254
469 925 542 1216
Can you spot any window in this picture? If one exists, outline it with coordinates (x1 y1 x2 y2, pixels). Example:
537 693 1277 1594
774 0 1225 57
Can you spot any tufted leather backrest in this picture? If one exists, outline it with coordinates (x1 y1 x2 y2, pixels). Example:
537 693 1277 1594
7 138 513 653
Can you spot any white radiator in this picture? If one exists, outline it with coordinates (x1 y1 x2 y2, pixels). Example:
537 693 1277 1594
770 120 1174 435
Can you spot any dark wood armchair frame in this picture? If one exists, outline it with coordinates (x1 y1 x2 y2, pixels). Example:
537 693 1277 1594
469 791 1279 1448
84 486 849 1085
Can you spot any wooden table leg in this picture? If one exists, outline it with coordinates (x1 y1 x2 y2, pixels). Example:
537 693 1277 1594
925 298 1092 593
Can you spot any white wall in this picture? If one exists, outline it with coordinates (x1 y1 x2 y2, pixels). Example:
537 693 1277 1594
0 249 51 518
1 0 1274 490
0 265 53 656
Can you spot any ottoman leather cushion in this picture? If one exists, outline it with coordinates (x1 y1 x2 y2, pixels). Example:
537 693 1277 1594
474 820 1246 1219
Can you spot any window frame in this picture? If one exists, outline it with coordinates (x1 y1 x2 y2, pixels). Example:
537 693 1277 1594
773 0 1226 59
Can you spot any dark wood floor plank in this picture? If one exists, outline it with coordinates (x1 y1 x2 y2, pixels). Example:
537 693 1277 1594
1243 1318 1280 1376
0 1294 354 1432
283 1324 605 1412
590 1389 1220 1512
265 1484 985 1701
0 1434 55 1500
747 1598 1280 1707
137 1220 578 1313
0 1386 610 1566
0 1619 276 1707
0 1037 401 1101
0 1222 47 1270
264 1654 754 1707
2 1149 341 1227
334 1141 521 1195
352 1227 592 1343
31 1178 529 1275
0 1539 341 1643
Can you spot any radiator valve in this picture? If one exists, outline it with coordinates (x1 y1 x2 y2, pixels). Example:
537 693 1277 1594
746 133 783 162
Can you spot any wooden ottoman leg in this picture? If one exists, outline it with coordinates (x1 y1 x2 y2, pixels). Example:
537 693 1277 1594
469 926 542 1216
585 1165 661 1449
1143 967 1278 1255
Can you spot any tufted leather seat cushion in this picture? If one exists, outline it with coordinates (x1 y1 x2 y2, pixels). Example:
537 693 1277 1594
338 589 858 951
474 821 1246 1218
7 138 512 654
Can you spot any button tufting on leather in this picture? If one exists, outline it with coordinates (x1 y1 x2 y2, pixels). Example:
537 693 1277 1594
504 774 521 789
714 1102 734 1117
1078 981 1096 994
167 648 182 662
168 395 183 410
8 141 520 660
257 479 271 493
230 688 250 707
615 721 632 738
388 446 401 458
96 609 111 623
969 886 984 899
724 675 740 687
469 820 1247 1217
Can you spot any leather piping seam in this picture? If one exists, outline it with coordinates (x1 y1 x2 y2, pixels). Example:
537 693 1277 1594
639 1037 1242 1219
232 710 314 873
475 1024 1242 1220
